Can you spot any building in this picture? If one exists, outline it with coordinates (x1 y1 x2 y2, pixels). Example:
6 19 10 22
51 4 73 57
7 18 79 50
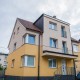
71 38 80 75
0 53 8 68
5 14 78 80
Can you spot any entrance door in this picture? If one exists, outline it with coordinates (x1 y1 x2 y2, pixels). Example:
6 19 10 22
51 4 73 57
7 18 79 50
62 59 66 75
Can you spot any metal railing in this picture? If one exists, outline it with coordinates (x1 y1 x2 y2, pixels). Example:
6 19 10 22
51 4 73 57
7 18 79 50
53 67 75 80
61 31 67 38
62 48 68 54
54 67 75 76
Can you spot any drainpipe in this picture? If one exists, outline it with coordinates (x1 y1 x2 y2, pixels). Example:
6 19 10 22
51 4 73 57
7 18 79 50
73 59 76 80
71 39 76 80
38 33 41 80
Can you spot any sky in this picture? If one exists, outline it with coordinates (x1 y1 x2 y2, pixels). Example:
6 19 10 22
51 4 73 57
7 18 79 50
0 0 80 53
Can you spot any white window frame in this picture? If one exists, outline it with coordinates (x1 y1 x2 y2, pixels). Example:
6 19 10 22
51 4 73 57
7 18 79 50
24 34 35 44
49 22 57 30
73 44 78 52
48 59 57 68
50 38 57 48
22 55 35 67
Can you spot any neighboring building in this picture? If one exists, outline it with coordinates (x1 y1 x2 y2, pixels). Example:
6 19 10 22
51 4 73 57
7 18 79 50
0 53 8 68
71 38 80 75
5 14 78 80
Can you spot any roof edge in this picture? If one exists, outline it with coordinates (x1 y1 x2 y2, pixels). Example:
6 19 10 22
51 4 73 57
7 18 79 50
34 13 70 26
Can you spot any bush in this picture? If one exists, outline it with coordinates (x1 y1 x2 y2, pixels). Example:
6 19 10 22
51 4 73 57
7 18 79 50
0 64 3 71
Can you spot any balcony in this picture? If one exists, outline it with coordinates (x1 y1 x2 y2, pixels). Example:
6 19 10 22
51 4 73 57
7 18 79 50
42 46 78 59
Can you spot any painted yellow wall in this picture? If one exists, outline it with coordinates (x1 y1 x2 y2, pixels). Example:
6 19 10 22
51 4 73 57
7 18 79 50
5 44 38 77
6 44 74 77
75 43 80 74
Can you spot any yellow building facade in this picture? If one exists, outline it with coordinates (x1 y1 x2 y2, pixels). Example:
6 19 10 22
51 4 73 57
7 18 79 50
71 38 80 75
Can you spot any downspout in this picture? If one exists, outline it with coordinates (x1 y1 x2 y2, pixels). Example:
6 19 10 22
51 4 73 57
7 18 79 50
73 59 76 80
38 33 41 80
71 41 76 79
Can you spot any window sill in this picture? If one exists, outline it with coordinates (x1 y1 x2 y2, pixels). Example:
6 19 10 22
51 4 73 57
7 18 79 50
49 67 57 69
24 43 35 45
50 46 58 49
49 28 57 31
61 36 67 38
20 66 35 68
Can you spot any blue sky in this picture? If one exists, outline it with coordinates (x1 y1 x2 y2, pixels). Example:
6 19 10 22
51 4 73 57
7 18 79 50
0 0 80 53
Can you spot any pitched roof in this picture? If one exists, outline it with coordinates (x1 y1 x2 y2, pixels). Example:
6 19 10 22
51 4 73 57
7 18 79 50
71 37 80 43
0 53 8 55
17 18 42 33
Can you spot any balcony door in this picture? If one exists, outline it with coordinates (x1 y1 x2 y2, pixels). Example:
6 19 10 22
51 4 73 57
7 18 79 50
62 41 67 53
62 59 66 75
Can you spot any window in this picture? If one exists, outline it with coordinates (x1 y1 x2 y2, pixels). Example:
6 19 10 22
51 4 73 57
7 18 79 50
49 22 56 30
0 59 1 61
50 38 57 48
14 43 16 50
24 34 35 44
73 44 78 52
62 41 68 53
61 26 67 38
22 56 35 67
48 59 56 68
13 32 15 38
11 59 15 67
17 27 19 34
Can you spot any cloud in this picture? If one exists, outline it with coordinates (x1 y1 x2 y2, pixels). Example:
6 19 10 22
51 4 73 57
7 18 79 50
0 0 80 53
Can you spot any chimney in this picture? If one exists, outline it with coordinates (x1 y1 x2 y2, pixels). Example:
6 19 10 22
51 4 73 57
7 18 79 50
53 15 56 18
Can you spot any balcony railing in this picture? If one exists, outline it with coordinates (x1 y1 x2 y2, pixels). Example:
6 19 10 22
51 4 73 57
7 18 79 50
62 31 67 38
62 47 68 54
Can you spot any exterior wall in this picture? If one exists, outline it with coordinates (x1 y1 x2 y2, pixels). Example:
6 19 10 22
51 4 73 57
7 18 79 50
75 43 80 74
72 41 80 74
34 15 44 32
6 44 74 77
9 20 40 53
0 54 8 68
6 44 38 76
43 17 72 54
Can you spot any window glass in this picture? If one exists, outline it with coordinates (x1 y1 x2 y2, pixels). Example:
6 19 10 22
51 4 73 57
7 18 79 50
27 56 34 66
28 35 35 44
49 59 56 68
22 56 35 67
14 43 16 50
50 38 57 48
12 59 15 67
73 44 78 52
24 34 35 44
49 22 56 30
